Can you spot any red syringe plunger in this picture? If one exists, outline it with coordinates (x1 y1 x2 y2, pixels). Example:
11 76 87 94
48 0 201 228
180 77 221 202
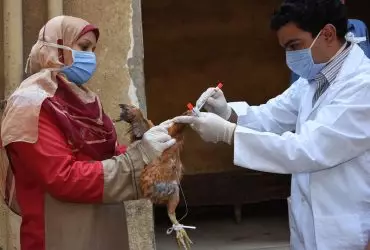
187 103 194 111
186 82 223 113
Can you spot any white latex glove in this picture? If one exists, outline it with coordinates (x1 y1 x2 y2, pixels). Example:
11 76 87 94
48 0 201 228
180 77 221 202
159 119 174 127
172 112 236 144
138 122 176 164
196 88 232 120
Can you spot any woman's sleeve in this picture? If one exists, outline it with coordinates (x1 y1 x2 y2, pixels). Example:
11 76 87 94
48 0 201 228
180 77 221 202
7 107 145 204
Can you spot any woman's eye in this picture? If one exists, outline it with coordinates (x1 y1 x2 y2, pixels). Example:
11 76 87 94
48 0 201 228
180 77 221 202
79 45 89 51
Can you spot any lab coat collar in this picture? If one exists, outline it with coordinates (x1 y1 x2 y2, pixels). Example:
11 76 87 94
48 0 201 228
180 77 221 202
308 44 366 114
335 44 366 82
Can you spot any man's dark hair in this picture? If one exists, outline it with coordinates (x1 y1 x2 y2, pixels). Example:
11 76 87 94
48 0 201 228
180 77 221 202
270 0 348 38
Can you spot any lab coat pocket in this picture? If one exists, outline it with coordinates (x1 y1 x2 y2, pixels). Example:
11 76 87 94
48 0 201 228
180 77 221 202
315 214 366 250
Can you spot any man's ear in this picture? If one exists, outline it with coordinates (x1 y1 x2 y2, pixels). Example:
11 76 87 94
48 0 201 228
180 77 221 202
322 24 337 44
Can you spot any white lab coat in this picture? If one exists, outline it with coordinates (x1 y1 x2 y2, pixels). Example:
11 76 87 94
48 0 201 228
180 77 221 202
229 44 370 250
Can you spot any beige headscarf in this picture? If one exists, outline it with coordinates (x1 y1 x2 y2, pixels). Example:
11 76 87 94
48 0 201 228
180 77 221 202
0 15 99 212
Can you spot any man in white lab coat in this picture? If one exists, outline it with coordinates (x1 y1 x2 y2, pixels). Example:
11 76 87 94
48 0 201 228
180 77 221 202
289 0 370 84
173 0 370 249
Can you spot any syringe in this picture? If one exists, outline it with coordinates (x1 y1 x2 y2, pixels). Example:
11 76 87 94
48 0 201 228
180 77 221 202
187 82 223 116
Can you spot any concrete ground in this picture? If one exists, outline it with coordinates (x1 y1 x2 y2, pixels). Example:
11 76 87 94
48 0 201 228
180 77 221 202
155 200 290 250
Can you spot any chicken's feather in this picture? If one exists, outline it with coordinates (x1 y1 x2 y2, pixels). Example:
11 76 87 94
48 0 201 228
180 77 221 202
116 104 189 204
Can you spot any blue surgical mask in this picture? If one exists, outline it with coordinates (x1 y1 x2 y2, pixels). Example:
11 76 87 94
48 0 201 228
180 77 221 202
286 31 325 80
42 42 97 85
62 50 96 85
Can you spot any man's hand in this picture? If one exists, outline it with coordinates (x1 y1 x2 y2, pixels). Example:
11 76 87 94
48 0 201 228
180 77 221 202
173 112 236 144
138 122 176 164
196 88 232 120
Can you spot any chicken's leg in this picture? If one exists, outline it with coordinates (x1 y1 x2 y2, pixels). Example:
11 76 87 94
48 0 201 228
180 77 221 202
168 212 192 249
167 191 192 249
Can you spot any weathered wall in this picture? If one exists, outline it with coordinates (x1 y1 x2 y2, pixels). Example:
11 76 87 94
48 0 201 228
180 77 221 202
22 0 48 80
1 0 153 249
1 1 23 248
0 0 4 101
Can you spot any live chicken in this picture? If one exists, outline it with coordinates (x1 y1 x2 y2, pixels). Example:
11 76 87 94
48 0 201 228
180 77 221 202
115 104 193 249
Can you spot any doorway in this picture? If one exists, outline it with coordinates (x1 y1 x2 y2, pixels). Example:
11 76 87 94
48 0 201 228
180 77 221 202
141 0 291 248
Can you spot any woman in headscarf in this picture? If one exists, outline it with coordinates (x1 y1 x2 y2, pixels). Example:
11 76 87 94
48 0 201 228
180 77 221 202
0 15 175 250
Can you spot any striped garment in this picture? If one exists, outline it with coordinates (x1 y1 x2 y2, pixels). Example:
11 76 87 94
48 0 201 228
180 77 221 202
312 42 352 106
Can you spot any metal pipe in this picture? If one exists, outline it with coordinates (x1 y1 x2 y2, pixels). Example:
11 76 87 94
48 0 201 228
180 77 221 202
3 0 23 98
48 0 63 19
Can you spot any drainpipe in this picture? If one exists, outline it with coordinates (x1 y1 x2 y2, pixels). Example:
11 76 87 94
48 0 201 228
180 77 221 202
3 0 23 98
48 0 63 19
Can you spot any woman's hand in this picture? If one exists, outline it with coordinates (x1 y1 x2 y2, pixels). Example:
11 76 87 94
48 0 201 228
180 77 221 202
138 121 176 164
